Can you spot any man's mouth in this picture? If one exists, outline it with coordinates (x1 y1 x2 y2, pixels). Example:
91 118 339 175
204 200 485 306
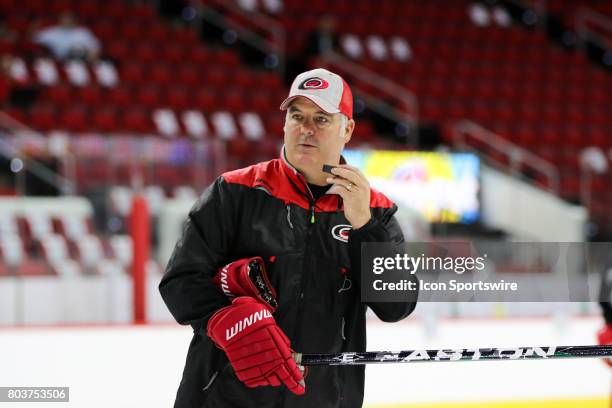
298 143 317 148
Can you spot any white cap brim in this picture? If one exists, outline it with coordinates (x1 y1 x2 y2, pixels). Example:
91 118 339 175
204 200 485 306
279 94 341 115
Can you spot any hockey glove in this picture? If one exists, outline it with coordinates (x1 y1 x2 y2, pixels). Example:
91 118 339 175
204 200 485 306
597 325 612 367
213 256 278 311
207 297 305 395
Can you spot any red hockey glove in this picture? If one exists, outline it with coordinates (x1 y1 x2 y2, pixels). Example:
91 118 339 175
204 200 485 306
207 297 305 395
597 325 612 368
213 257 278 311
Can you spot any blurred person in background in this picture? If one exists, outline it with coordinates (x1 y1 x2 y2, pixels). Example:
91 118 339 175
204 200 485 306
287 15 338 83
160 68 418 407
32 11 100 61
305 15 338 58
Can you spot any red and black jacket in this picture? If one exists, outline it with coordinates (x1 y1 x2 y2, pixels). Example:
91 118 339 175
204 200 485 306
160 149 418 408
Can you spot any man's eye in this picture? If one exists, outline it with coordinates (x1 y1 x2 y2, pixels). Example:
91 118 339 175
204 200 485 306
316 117 329 123
292 114 303 120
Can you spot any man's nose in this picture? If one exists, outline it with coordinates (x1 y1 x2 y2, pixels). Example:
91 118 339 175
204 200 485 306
300 119 315 135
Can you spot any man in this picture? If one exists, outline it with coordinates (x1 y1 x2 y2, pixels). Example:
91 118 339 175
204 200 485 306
287 16 338 82
160 68 418 407
33 12 100 61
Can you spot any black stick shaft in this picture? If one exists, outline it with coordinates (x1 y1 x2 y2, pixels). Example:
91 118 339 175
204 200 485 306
295 345 612 366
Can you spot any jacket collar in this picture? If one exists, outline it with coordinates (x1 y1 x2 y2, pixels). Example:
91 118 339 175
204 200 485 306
280 145 311 200
279 145 347 203
280 145 302 179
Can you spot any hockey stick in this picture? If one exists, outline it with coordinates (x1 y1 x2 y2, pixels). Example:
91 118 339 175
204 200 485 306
294 345 612 366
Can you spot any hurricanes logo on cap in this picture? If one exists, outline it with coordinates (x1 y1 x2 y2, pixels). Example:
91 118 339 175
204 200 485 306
298 77 329 90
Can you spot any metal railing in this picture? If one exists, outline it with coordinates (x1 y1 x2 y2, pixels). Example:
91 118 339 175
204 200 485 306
503 1 612 54
199 0 286 76
198 3 421 145
452 120 560 194
0 112 223 195
576 7 612 50
0 112 75 195
319 51 420 146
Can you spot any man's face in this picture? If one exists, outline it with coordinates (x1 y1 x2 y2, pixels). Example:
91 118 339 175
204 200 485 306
283 97 353 172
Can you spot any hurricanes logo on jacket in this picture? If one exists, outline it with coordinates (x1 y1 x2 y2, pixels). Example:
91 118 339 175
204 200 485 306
298 77 329 90
331 224 352 243
226 309 272 341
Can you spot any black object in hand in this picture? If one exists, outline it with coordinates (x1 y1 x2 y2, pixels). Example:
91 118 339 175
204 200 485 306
322 164 336 174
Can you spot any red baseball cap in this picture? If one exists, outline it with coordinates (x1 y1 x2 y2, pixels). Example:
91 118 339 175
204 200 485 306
280 68 353 119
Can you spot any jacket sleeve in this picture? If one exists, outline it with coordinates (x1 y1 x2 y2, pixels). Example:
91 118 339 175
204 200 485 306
348 204 418 322
159 176 236 333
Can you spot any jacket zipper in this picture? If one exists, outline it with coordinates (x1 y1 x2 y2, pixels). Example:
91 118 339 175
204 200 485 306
294 196 315 340
289 197 315 408
281 186 315 408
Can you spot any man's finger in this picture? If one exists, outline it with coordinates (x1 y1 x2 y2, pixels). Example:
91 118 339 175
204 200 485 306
327 176 357 191
327 184 349 198
337 164 362 172
244 376 269 388
330 167 359 184
333 164 368 184
297 364 308 378
278 363 306 395
332 167 370 186
265 372 282 387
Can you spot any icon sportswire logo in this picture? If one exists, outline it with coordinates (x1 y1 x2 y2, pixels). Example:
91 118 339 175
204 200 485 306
226 309 272 341
332 224 352 243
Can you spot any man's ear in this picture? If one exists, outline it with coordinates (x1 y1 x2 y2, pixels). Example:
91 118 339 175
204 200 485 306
344 119 355 143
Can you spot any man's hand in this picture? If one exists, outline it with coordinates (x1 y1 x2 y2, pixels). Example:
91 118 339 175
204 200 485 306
597 325 612 367
213 257 278 311
326 164 371 229
207 297 305 395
